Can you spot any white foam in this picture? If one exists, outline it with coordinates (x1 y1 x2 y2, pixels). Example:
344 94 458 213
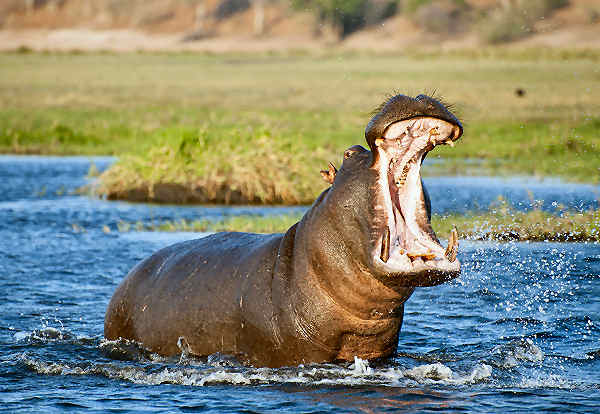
13 332 29 341
405 363 452 380
349 356 373 375
20 353 494 388
493 339 544 368
460 364 493 384
13 326 74 342
518 373 578 390
403 362 492 385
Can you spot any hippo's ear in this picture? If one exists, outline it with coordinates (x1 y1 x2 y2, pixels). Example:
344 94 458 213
320 162 337 185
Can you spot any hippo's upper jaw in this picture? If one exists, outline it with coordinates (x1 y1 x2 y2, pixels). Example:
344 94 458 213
365 98 463 287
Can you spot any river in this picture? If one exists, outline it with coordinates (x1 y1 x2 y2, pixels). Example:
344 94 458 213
1 156 598 413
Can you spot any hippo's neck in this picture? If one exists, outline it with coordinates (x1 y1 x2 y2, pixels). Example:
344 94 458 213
272 199 414 362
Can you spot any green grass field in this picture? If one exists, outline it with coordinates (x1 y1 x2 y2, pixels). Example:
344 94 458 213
1 50 599 204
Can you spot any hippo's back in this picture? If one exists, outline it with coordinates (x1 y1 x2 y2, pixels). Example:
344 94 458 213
104 231 283 357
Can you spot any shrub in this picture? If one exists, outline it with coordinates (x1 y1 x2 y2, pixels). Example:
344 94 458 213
401 0 432 14
480 0 570 44
291 0 398 38
213 0 250 20
413 0 469 34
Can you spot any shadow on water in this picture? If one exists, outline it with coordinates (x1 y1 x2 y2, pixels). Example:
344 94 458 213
277 385 463 413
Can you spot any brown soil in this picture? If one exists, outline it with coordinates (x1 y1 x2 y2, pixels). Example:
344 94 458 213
1 0 599 52
105 182 291 205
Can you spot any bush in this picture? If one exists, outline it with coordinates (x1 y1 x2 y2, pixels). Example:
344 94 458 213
413 0 469 34
213 0 250 20
480 0 570 44
401 0 432 14
292 0 398 38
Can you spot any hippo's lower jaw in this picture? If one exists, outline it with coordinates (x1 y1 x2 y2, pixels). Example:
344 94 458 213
370 116 462 286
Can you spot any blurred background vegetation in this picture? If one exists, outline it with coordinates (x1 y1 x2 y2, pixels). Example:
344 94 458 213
2 0 598 44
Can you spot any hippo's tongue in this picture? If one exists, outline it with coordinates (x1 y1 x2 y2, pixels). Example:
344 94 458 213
375 116 460 268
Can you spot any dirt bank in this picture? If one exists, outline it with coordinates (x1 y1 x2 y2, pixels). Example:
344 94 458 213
1 0 599 52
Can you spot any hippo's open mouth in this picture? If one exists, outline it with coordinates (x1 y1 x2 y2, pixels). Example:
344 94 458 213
371 116 462 285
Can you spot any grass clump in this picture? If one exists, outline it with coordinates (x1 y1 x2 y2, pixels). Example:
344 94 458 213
118 213 304 234
434 202 600 242
96 125 334 204
115 205 600 242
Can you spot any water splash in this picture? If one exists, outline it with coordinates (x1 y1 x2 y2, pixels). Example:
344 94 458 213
491 339 544 368
18 346 493 388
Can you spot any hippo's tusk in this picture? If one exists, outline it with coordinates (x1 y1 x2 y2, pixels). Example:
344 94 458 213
380 226 390 263
445 227 459 262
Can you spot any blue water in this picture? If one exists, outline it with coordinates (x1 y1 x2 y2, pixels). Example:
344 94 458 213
0 156 599 413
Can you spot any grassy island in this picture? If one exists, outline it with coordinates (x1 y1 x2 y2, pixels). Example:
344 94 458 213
1 50 599 205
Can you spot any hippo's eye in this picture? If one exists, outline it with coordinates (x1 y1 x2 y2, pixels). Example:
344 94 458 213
344 149 357 159
343 145 368 160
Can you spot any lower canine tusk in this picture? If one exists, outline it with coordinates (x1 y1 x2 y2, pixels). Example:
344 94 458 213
380 227 390 263
445 227 459 262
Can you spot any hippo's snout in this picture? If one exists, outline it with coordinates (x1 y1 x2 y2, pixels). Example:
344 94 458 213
363 95 463 287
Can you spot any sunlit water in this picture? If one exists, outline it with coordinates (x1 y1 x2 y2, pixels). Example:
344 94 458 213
0 156 598 413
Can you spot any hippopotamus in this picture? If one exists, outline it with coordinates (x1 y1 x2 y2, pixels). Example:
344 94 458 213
104 93 463 367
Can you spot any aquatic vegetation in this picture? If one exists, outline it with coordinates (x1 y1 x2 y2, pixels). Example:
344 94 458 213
117 213 304 234
435 206 600 242
116 207 600 242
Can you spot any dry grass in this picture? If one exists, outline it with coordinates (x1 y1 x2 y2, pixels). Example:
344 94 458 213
97 126 332 204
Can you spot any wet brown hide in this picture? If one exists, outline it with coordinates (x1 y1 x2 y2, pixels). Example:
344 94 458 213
105 93 463 367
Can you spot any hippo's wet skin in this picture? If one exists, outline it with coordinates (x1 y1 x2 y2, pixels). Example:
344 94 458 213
104 94 463 367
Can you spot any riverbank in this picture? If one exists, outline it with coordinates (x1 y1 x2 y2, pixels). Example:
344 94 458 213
2 51 599 204
114 206 600 242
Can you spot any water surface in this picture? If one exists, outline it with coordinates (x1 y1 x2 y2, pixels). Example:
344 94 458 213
1 156 598 413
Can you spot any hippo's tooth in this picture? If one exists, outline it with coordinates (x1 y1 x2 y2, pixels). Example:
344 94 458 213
380 226 390 263
394 164 410 187
407 251 436 261
429 127 440 145
446 140 455 147
445 227 459 262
